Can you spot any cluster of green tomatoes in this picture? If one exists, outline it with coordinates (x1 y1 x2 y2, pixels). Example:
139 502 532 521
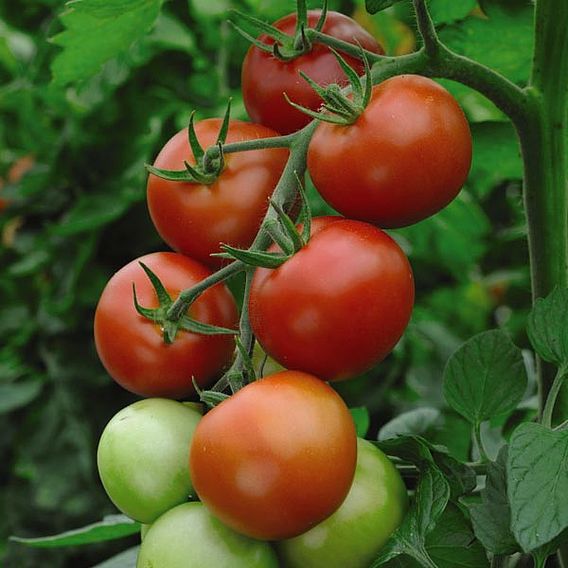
93 7 472 568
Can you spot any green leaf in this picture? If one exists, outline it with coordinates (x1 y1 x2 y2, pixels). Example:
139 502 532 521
92 546 139 568
148 13 195 54
468 122 523 197
51 0 164 86
10 515 140 548
428 0 477 24
378 407 441 441
468 446 520 554
365 0 405 14
0 381 43 414
52 192 131 236
527 288 568 366
439 2 534 84
508 422 568 552
443 329 527 424
349 406 370 437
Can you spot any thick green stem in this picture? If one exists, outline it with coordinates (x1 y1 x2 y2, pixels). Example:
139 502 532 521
522 0 568 416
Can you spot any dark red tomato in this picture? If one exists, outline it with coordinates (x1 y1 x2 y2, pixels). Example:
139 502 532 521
308 75 472 228
147 119 288 269
242 11 383 134
94 252 238 399
189 370 357 540
249 217 414 381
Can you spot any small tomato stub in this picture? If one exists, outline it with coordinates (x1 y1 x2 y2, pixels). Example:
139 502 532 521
189 370 357 540
278 438 408 568
97 398 202 524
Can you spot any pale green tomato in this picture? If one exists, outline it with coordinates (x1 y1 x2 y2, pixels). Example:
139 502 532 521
137 502 279 568
97 398 201 523
277 438 408 568
140 524 150 541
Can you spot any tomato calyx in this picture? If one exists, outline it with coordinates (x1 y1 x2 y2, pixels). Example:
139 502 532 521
132 261 237 344
287 46 372 125
230 0 328 62
213 176 311 269
145 102 231 185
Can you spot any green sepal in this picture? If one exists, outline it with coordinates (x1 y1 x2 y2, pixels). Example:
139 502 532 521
192 378 230 408
227 20 273 54
132 284 162 322
283 93 349 125
264 219 295 256
236 338 256 382
188 111 204 162
296 0 308 31
270 199 305 252
220 244 290 268
183 161 215 185
314 0 328 32
179 315 238 336
216 100 231 146
329 47 363 102
139 262 172 305
294 172 312 243
145 163 199 183
229 10 290 45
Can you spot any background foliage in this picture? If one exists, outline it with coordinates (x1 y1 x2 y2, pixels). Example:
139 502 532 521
0 0 535 566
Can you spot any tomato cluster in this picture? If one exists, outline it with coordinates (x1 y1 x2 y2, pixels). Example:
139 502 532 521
94 6 472 567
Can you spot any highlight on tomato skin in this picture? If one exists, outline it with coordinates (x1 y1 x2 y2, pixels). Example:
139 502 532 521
93 251 238 399
189 370 358 541
147 119 288 269
241 10 384 135
249 216 414 382
307 74 473 228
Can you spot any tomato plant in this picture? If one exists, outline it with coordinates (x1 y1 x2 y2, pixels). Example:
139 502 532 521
189 370 357 540
307 75 472 228
249 217 414 381
94 252 238 398
277 438 408 568
147 119 288 269
241 10 383 134
137 502 279 568
97 399 202 524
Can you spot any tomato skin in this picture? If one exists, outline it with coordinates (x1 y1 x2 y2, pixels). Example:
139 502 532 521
137 502 279 568
277 438 408 568
242 11 383 134
249 217 414 381
97 399 202 524
147 119 288 268
94 252 238 399
189 370 357 540
308 75 472 227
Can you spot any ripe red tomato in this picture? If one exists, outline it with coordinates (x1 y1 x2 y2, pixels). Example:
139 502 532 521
248 217 414 381
241 11 383 134
307 75 472 227
147 119 288 269
94 252 238 399
189 370 357 540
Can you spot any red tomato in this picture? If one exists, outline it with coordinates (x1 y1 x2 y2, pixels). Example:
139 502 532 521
308 75 472 227
189 370 357 540
147 119 288 268
94 252 238 399
249 217 414 381
241 11 383 134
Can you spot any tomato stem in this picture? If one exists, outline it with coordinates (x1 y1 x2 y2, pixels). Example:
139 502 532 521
541 367 568 429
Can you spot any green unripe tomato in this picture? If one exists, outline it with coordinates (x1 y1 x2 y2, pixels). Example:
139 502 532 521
97 398 201 523
277 438 408 568
140 524 151 541
137 502 279 568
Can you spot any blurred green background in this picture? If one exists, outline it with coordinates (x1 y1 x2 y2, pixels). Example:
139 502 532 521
0 0 534 565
